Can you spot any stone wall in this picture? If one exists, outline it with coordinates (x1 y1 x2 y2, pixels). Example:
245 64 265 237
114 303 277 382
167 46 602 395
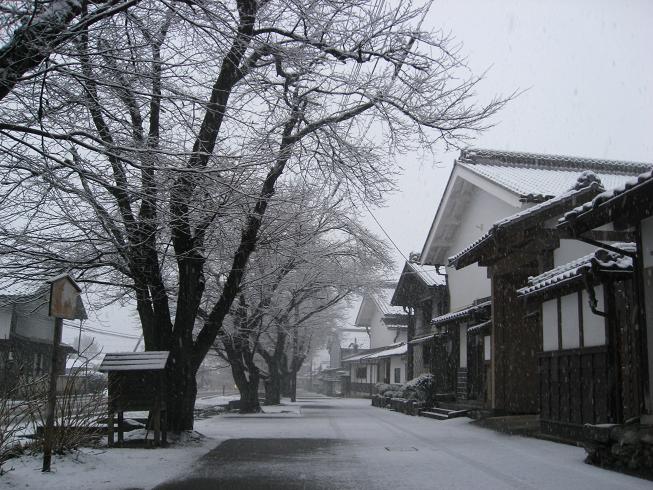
583 423 653 479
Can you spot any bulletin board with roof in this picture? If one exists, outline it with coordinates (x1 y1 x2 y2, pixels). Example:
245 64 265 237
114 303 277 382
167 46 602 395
98 351 170 446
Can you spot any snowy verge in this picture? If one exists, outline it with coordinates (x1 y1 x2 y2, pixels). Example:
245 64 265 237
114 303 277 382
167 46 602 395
0 416 225 490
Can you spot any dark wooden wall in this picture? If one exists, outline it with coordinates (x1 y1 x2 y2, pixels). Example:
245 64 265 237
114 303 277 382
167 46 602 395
492 269 541 413
432 328 458 395
539 346 611 430
467 333 486 402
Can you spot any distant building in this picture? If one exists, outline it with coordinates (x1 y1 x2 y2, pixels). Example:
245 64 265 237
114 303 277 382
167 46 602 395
0 289 76 388
341 284 409 396
391 261 448 380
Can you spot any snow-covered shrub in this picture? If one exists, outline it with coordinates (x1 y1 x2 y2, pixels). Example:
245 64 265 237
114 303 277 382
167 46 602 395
400 374 436 403
374 383 395 396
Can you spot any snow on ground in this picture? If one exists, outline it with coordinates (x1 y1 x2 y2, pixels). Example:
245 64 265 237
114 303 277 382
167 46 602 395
2 396 651 489
194 393 239 409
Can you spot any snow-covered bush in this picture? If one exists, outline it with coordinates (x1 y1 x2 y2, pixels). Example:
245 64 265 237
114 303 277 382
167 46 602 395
400 374 436 403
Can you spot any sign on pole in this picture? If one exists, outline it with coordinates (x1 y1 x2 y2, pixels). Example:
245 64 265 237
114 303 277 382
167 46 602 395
42 274 85 472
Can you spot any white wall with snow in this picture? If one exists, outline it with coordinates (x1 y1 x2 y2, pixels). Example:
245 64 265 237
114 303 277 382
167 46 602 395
446 185 519 310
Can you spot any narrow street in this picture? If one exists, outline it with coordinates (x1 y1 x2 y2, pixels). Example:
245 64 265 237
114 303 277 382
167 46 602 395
155 395 649 490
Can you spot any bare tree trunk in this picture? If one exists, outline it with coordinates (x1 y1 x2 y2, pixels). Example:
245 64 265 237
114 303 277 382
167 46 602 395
229 359 260 413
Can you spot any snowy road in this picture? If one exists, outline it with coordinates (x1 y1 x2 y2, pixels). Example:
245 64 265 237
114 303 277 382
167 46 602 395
156 395 649 490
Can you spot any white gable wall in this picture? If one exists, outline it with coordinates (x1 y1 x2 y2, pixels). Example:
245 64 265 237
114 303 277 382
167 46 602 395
446 185 521 310
554 239 599 266
369 307 396 348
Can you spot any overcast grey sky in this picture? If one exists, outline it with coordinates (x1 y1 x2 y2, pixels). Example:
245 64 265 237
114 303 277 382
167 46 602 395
365 0 653 272
73 0 653 351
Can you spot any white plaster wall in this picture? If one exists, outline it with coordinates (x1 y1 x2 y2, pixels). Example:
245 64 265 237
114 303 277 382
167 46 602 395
542 300 558 351
0 308 11 339
483 335 491 361
390 355 406 383
393 328 407 344
554 239 598 266
560 294 580 349
582 287 606 347
369 308 394 348
446 186 520 310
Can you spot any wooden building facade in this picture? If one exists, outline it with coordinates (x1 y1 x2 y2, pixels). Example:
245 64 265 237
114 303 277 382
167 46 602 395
518 246 638 439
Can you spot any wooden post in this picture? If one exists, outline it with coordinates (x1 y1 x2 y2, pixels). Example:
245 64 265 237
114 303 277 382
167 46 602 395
153 407 161 446
42 317 63 472
108 411 114 447
117 411 124 446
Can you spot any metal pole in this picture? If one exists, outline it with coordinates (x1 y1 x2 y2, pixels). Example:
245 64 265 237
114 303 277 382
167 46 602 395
42 317 63 472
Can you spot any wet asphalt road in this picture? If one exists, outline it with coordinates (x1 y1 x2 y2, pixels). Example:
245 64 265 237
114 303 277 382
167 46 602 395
153 394 651 490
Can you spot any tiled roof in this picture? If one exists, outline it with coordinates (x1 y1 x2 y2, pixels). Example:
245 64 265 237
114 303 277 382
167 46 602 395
405 262 447 287
341 342 406 362
561 169 653 223
459 148 651 203
431 300 491 327
372 286 406 316
517 244 635 298
448 172 604 268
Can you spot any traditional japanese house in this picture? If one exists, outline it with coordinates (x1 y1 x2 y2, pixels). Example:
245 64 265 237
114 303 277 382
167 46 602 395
418 148 651 412
0 288 79 389
390 259 448 380
559 169 653 426
447 172 607 414
341 284 408 395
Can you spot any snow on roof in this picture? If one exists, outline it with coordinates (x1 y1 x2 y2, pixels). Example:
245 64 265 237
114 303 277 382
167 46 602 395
459 148 651 202
98 351 170 372
448 172 604 268
405 262 447 287
431 300 491 327
341 342 406 362
364 343 407 359
517 244 635 298
372 286 406 316
561 169 653 224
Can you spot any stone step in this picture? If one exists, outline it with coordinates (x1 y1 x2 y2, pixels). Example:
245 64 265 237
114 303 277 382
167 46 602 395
419 407 469 421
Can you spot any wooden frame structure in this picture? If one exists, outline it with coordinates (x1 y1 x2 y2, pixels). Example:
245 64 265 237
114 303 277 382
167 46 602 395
99 351 170 447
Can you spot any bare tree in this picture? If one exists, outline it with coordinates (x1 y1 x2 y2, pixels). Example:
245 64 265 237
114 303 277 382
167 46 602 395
213 181 392 410
0 0 508 429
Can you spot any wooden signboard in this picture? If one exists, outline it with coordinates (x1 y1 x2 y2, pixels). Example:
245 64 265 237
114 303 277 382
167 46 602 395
48 274 84 320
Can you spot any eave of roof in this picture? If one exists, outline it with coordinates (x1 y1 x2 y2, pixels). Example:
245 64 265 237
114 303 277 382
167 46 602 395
431 300 491 327
517 244 635 299
341 342 406 362
560 169 653 233
391 262 447 306
448 178 604 269
420 148 650 267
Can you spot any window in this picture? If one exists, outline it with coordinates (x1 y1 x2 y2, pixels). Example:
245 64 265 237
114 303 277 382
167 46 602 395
394 367 401 384
483 335 491 361
542 300 559 351
355 367 366 379
541 290 606 351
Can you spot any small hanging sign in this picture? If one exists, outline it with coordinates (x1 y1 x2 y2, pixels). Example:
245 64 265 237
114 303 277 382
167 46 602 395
48 274 85 320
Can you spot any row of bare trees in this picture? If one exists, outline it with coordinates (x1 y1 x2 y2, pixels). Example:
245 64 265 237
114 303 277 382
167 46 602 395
213 182 391 412
0 0 507 429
